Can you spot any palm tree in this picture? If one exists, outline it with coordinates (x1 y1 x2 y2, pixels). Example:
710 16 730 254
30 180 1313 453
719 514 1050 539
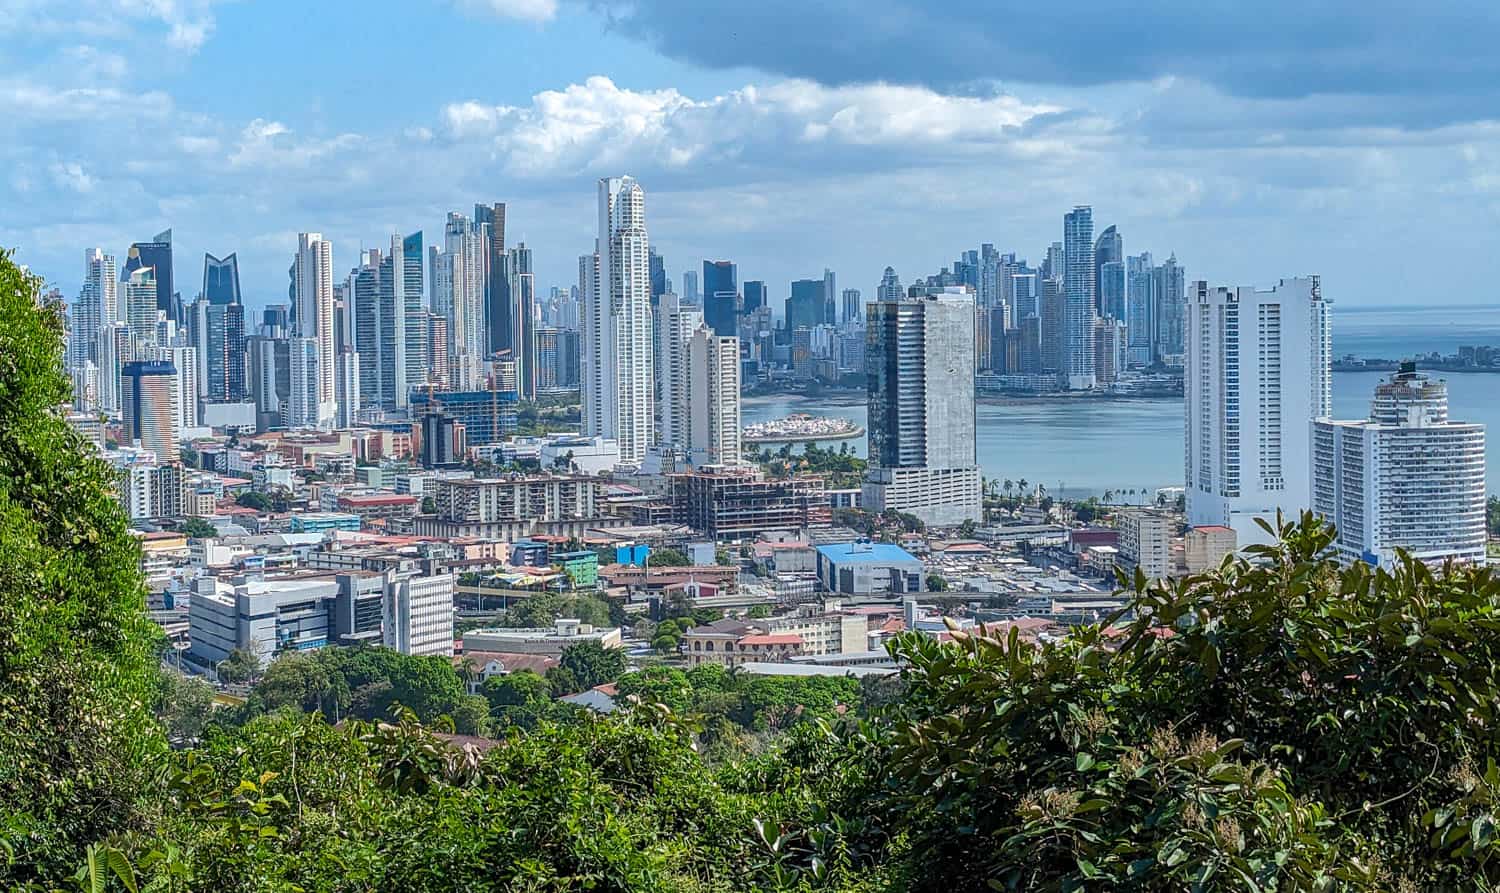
1003 479 1014 497
1017 478 1029 502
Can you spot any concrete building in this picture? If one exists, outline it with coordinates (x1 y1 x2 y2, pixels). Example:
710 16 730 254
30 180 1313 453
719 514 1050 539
862 288 982 527
1186 276 1331 545
686 326 741 466
582 176 654 464
188 574 340 666
668 467 830 540
462 619 622 656
292 233 337 426
1063 206 1097 390
421 475 604 539
1312 365 1487 568
815 542 924 594
121 360 179 459
653 293 701 452
1117 509 1175 580
385 571 455 657
1184 525 1237 574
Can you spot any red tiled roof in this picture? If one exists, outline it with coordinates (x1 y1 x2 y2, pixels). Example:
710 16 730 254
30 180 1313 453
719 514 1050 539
739 633 803 646
338 493 418 507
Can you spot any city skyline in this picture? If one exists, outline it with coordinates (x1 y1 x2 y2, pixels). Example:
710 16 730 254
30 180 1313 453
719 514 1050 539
8 3 1500 309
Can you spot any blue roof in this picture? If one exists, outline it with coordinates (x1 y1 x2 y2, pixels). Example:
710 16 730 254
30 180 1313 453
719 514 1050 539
816 542 920 564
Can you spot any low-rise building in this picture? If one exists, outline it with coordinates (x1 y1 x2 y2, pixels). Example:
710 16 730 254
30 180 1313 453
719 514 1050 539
668 467 830 540
336 492 420 527
1117 509 1175 580
418 475 605 540
1183 525 1237 574
461 619 623 656
815 542 923 595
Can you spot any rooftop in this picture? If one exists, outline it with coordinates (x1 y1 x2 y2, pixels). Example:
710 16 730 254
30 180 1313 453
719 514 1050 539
815 542 919 564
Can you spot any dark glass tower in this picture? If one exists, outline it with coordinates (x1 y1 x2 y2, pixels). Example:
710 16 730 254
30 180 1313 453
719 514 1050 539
123 229 181 324
702 260 738 337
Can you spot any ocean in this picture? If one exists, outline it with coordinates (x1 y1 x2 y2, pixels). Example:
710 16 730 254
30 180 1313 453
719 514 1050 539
741 305 1500 498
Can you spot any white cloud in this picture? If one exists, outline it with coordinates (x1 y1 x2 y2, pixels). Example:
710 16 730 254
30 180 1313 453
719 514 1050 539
451 0 557 23
2 0 221 54
47 162 95 194
441 76 1063 178
228 119 363 169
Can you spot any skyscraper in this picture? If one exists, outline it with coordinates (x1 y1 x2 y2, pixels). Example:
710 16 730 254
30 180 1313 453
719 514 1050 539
475 202 510 357
1313 364 1487 568
1154 253 1186 362
653 293 703 451
1062 206 1097 390
353 251 387 410
583 176 654 464
1092 224 1122 315
649 247 668 304
123 230 179 325
862 288 982 527
121 360 179 459
682 269 699 304
743 280 767 315
1185 276 1331 545
877 266 903 302
687 326 741 467
445 212 486 390
841 288 863 326
1126 252 1156 367
293 233 336 426
124 266 159 351
703 260 738 337
195 252 246 403
823 268 837 325
786 279 826 331
510 242 537 399
71 248 116 368
397 231 428 400
285 337 322 429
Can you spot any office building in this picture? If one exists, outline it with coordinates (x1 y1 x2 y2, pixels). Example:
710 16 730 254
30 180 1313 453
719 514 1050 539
385 571 455 657
1186 276 1331 545
815 542 924 595
123 230 179 325
1093 224 1122 315
1039 277 1064 375
1312 365 1487 568
335 350 360 428
649 247 668 303
124 266 159 350
1154 254 1186 362
1126 253 1156 366
1062 206 1097 390
786 278 828 331
192 252 247 403
877 266 903 302
428 313 449 390
409 389 518 446
823 269 837 324
284 338 322 430
682 269 699 303
188 574 339 666
653 293 702 452
582 176 654 464
841 288 862 326
743 280 767 315
292 233 336 426
70 248 115 367
396 231 428 404
703 260 738 336
862 288 982 527
121 360 179 459
687 326 741 466
352 251 391 410
476 202 511 357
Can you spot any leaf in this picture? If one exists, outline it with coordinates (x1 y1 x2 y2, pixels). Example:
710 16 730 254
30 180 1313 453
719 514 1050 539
104 847 138 893
1076 753 1096 772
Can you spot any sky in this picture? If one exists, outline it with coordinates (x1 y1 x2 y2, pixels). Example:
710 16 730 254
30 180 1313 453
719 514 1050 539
6 0 1500 314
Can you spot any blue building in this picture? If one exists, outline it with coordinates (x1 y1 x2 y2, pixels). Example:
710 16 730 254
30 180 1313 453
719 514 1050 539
289 512 362 534
410 389 518 446
815 542 924 595
511 539 551 568
703 260 738 336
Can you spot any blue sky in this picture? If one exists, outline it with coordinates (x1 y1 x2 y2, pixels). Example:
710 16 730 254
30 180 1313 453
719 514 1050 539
6 0 1500 312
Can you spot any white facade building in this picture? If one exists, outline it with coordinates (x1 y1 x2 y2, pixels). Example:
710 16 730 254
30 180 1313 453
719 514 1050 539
1312 366 1486 568
293 233 337 426
653 292 702 452
582 176 654 464
285 337 322 429
1118 509 1175 580
1185 276 1331 545
444 212 486 390
384 572 455 657
687 326 741 467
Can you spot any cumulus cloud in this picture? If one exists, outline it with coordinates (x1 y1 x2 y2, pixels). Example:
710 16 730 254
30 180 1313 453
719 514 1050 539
452 0 558 22
3 0 220 53
442 76 1063 178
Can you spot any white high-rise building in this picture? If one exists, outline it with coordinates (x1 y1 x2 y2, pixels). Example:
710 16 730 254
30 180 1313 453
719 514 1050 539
1185 276 1331 545
687 326 741 467
583 176 654 464
150 345 200 433
653 293 703 451
293 233 336 426
335 350 361 428
1313 365 1486 568
97 324 130 414
1062 205 1097 390
862 288 982 527
384 571 455 657
124 267 159 351
71 248 116 368
285 337 322 429
444 212 486 390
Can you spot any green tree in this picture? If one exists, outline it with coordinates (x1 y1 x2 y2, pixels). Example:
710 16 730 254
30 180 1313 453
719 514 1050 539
216 645 263 684
924 573 948 592
154 669 217 744
0 249 164 880
235 490 272 511
559 640 627 690
481 669 552 711
421 496 436 514
179 515 217 538
647 547 690 567
248 652 345 717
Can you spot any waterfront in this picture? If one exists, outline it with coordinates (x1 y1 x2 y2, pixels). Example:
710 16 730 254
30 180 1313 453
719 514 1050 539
743 306 1500 498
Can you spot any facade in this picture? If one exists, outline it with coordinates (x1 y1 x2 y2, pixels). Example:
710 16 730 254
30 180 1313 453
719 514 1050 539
1126 252 1156 366
583 176 654 464
1186 277 1331 545
1062 206 1097 389
1117 509 1174 580
188 574 340 666
786 278 827 331
702 259 738 336
191 254 247 404
476 202 509 356
121 360 178 459
285 337 321 429
463 619 622 656
384 571 455 657
862 288 981 527
123 230 179 325
1312 366 1487 568
653 293 702 452
292 233 336 426
409 389 518 446
815 542 923 594
1093 224 1123 317
510 242 538 400
425 475 604 539
1184 525 1237 574
444 212 487 390
686 327 741 466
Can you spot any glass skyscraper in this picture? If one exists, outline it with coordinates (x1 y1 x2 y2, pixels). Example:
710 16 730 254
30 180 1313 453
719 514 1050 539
702 259 738 337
